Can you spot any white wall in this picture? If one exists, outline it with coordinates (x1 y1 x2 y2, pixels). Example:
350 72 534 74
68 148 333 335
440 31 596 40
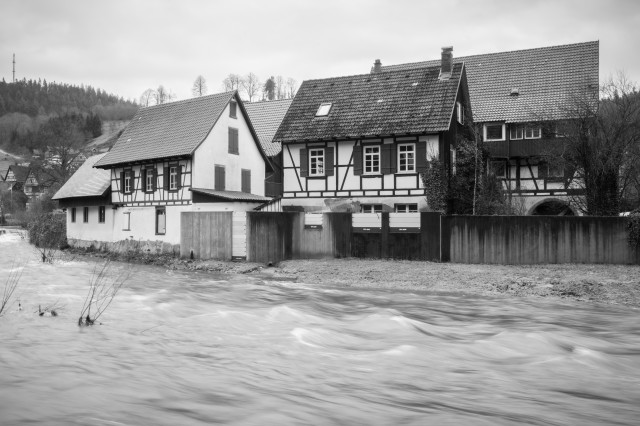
193 101 266 195
66 205 116 242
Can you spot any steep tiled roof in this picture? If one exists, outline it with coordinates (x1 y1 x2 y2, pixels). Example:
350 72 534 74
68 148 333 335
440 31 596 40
382 41 599 123
191 188 271 202
274 64 464 143
95 92 236 167
6 165 30 183
52 153 111 200
244 99 292 156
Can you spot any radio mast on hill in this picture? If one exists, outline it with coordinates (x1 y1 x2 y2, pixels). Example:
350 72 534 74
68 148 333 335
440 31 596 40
12 53 15 82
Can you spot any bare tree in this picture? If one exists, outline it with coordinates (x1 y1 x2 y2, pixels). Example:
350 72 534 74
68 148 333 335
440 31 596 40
241 73 261 102
192 75 208 97
154 85 176 105
552 72 640 215
275 75 285 100
222 74 242 92
285 77 298 99
139 88 156 107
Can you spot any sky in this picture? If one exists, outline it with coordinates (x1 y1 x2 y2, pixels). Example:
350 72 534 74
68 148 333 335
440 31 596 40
2 0 640 103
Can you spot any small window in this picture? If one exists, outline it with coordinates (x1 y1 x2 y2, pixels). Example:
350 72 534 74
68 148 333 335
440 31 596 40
124 170 133 193
315 103 332 117
83 207 89 223
229 101 237 118
361 204 383 213
123 212 131 231
71 207 76 223
156 207 166 235
395 204 418 213
484 123 505 141
490 161 506 178
98 206 106 223
509 125 523 140
309 148 325 176
169 166 178 190
398 143 416 173
525 126 541 139
228 127 239 155
364 146 381 174
451 146 457 176
145 168 155 192
215 165 226 191
456 101 464 124
241 169 251 193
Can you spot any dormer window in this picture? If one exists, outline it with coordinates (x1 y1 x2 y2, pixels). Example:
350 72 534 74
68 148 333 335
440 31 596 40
315 103 332 117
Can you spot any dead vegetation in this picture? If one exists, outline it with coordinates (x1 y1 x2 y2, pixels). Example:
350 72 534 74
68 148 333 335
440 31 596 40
78 260 131 326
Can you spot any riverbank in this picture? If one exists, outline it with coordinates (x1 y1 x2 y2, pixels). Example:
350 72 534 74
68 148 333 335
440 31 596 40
61 247 640 308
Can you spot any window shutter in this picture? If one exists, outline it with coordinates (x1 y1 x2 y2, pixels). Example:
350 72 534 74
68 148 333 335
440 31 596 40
300 148 308 177
163 167 169 191
142 169 147 192
416 142 427 172
382 144 396 175
229 128 239 154
120 171 125 193
176 165 182 189
325 147 334 176
353 145 363 176
152 169 157 191
215 165 225 191
241 169 251 193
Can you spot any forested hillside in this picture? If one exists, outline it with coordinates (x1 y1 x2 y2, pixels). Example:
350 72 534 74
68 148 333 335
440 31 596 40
0 78 137 155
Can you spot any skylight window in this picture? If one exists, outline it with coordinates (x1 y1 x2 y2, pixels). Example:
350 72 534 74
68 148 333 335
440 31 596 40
316 103 332 117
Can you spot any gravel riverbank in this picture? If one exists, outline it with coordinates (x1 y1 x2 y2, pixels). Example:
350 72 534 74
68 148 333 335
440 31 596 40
63 248 640 308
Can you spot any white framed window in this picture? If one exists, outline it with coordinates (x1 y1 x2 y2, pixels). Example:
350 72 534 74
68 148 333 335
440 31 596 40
169 166 178 190
315 103 332 117
364 146 381 174
361 204 383 213
146 170 154 192
525 126 541 139
484 123 505 141
398 143 416 173
122 212 131 231
395 204 418 213
124 170 132 193
509 125 524 140
309 148 325 176
156 207 166 235
456 101 464 124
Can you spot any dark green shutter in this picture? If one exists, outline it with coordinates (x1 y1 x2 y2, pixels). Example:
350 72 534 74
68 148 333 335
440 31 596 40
142 169 147 192
163 167 169 191
176 165 182 189
120 171 125 193
353 145 363 176
382 144 396 174
152 169 157 191
325 147 334 176
416 142 427 173
241 169 251 193
300 149 308 177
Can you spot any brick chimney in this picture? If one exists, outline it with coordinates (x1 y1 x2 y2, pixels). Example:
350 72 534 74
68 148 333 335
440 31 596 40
439 46 453 80
371 59 382 74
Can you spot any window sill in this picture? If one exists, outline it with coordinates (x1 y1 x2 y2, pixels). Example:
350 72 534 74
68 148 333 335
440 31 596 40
306 175 326 179
362 173 383 178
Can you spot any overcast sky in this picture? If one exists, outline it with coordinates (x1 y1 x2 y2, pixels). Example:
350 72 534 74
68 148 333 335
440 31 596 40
2 0 639 103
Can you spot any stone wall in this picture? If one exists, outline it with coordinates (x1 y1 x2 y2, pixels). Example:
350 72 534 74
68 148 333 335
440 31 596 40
68 238 179 256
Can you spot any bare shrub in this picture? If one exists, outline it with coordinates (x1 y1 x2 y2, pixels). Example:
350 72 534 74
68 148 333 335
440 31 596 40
0 262 22 317
78 260 131 326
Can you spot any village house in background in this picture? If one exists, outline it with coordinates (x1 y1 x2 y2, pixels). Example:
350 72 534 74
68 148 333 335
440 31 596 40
244 98 292 199
382 41 599 215
272 47 472 213
54 91 273 252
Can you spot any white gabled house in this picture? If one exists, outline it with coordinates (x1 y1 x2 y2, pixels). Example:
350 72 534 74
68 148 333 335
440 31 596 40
55 91 273 251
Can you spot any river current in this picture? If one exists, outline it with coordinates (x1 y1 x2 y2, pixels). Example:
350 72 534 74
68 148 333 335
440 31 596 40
1 230 639 425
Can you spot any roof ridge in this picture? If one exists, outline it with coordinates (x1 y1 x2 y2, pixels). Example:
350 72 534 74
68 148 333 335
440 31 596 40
139 90 236 110
302 62 449 84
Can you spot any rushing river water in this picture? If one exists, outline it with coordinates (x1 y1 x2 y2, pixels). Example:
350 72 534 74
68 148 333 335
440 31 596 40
1 230 639 425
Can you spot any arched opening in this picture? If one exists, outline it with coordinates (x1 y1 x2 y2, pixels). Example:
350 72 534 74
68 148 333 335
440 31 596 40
528 199 576 216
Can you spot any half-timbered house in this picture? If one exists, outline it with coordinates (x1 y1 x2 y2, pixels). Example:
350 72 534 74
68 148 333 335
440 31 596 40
382 42 599 215
273 49 472 213
84 91 272 247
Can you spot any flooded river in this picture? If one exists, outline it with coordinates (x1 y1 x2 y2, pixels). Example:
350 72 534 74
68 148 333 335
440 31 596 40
1 230 639 425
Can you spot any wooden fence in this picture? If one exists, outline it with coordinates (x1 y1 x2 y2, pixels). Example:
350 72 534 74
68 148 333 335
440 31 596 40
179 212 639 264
